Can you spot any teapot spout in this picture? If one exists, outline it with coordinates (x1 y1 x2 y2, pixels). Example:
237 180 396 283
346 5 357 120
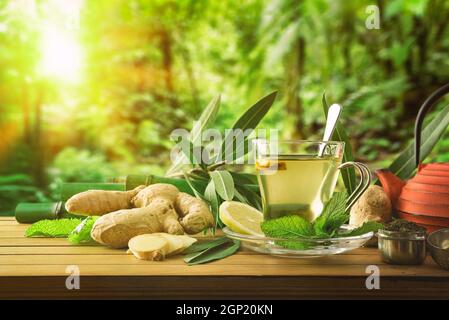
375 169 406 207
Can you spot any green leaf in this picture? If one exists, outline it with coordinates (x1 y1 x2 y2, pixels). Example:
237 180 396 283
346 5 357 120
322 93 356 194
183 237 230 255
191 95 221 145
204 180 221 229
261 215 315 250
166 95 221 176
68 216 99 244
386 103 449 180
236 185 262 211
339 221 383 237
210 170 235 201
313 191 348 237
230 172 258 185
185 239 240 265
275 239 312 250
261 215 315 238
25 219 83 238
182 172 205 199
179 140 204 168
233 188 248 203
219 91 277 163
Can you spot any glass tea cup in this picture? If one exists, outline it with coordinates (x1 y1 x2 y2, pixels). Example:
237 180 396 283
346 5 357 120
253 139 370 221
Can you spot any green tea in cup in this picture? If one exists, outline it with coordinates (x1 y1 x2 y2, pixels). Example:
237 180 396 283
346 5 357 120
254 140 367 222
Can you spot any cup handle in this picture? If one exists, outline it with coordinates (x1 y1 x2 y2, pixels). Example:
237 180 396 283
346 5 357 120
338 162 371 212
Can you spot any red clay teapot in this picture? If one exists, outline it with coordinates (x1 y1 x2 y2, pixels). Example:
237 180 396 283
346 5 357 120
377 83 449 232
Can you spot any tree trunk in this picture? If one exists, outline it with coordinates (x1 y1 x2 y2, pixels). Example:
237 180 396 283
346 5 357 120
160 29 178 109
284 37 306 140
32 83 45 188
180 45 200 111
22 80 31 145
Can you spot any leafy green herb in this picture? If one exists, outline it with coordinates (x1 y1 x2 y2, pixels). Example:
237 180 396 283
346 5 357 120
183 237 240 265
261 215 315 250
261 215 315 238
165 92 275 233
25 218 84 238
313 191 348 237
68 216 99 244
260 192 383 250
166 95 221 176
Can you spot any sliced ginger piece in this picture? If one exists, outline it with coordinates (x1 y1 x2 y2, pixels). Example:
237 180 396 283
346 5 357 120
153 233 197 255
128 234 169 261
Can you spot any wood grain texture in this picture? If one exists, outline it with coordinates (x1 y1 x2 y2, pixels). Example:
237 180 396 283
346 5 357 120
0 217 448 299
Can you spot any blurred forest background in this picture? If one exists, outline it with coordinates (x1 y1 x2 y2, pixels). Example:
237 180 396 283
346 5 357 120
1 0 449 215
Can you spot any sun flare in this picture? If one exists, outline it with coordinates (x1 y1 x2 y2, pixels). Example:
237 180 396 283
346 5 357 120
39 25 83 83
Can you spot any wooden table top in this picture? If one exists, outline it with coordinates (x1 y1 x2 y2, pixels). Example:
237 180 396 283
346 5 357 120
1 217 448 299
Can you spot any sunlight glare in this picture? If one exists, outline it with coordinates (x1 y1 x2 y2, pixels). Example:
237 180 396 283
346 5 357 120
39 26 83 83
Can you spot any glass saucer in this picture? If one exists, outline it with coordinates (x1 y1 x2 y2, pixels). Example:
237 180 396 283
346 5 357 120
222 225 373 258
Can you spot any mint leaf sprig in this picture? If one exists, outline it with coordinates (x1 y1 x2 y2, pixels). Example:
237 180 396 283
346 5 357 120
261 192 383 250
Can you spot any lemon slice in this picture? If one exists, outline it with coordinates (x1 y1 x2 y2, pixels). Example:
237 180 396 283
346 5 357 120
219 201 264 236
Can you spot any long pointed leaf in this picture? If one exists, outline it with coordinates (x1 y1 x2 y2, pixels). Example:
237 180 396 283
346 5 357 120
210 170 235 201
236 185 262 211
166 95 221 176
191 95 221 145
185 239 240 265
322 93 356 194
219 91 277 164
386 103 449 179
204 180 221 229
183 237 230 254
230 172 258 185
182 172 205 200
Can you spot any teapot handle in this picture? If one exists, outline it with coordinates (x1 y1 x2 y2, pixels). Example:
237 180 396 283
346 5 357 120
414 83 449 167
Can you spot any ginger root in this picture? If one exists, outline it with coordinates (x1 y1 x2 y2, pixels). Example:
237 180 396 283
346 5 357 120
65 183 214 248
350 185 392 227
127 233 197 261
65 186 145 216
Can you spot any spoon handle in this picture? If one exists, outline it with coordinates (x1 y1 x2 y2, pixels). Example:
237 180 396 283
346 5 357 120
318 103 342 156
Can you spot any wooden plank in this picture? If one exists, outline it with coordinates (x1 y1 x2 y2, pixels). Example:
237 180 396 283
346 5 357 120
0 246 129 255
0 262 446 277
1 276 449 299
0 220 20 225
0 246 375 258
0 231 28 237
0 253 388 266
0 225 28 231
0 275 444 299
0 237 380 256
0 237 89 246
